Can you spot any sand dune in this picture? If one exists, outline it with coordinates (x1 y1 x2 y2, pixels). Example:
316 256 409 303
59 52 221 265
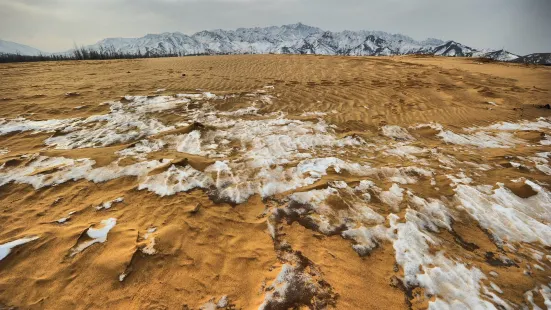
0 55 550 309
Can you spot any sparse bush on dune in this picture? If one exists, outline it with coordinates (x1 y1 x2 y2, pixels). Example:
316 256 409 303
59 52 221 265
0 44 212 63
473 57 496 63
0 52 73 63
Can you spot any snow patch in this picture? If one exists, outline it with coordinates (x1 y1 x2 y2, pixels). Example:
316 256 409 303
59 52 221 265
0 236 39 261
139 165 213 196
455 180 551 246
69 218 116 256
381 125 414 141
379 183 404 211
96 197 124 211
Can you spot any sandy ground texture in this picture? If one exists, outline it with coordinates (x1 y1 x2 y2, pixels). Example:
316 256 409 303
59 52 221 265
0 55 550 309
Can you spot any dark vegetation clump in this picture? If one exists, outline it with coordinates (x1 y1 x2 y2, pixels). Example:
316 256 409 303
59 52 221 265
0 44 215 63
473 57 496 63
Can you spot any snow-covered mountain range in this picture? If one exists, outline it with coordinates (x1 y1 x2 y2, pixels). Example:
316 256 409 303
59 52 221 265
1 23 549 64
84 23 521 60
512 53 551 65
0 39 45 56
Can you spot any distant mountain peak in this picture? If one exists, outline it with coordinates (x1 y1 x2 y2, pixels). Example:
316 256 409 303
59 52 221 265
82 24 507 59
1 23 541 64
512 53 551 65
0 39 45 56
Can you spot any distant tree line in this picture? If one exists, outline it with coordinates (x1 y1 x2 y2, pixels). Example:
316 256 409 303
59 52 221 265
0 53 73 63
0 45 218 63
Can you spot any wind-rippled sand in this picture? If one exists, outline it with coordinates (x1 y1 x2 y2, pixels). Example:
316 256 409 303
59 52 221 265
0 55 550 309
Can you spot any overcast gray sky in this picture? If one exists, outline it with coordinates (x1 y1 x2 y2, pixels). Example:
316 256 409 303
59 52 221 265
0 0 549 55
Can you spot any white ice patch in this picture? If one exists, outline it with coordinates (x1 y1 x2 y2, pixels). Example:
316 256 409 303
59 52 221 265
218 106 259 116
0 148 8 156
287 181 388 240
474 117 551 132
259 264 294 309
392 210 495 309
355 180 376 192
126 95 189 113
0 117 77 135
141 227 157 255
407 193 452 230
0 93 225 150
199 295 229 310
447 172 473 186
255 165 315 199
541 284 551 309
381 125 414 141
174 130 203 155
301 111 327 117
342 223 394 255
199 301 217 310
0 236 39 261
116 139 166 159
1 90 370 205
290 184 385 234
384 144 426 160
259 263 327 310
43 109 173 149
139 165 213 196
56 211 76 224
455 180 551 246
217 295 228 308
430 149 458 168
482 286 513 310
437 130 520 148
206 118 364 168
418 118 551 149
290 187 337 206
96 197 124 210
56 217 69 224
490 282 503 294
86 159 171 183
530 248 545 262
379 183 404 211
197 157 375 204
525 289 541 309
411 122 444 131
531 152 551 175
296 157 372 178
205 161 257 203
0 156 95 189
0 156 166 189
70 218 116 256
374 166 433 185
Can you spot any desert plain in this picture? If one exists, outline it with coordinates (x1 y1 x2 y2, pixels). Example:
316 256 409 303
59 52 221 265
0 55 550 309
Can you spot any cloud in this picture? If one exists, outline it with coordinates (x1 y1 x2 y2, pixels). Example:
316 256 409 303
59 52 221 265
0 0 549 54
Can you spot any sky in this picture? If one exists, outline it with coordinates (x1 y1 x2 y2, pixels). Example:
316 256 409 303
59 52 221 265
0 0 550 55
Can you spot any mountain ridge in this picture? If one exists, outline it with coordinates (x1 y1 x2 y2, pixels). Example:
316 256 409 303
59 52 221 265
2 23 549 64
80 23 521 61
0 39 46 56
